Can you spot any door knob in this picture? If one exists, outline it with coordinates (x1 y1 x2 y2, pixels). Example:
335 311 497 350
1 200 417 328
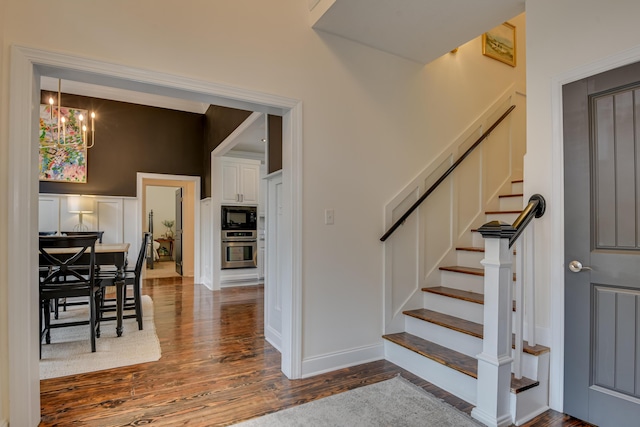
569 260 592 273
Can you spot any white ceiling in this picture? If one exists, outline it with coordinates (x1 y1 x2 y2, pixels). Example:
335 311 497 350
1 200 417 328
311 0 525 64
41 1 525 155
228 114 267 155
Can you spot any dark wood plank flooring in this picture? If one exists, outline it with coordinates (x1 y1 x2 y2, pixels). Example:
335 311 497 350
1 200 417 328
39 277 592 426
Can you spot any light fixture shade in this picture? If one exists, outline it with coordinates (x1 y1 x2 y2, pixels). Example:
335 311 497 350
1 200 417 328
68 195 94 213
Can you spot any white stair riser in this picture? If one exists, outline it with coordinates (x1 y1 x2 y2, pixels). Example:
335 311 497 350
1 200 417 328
471 231 484 247
405 315 481 357
440 270 484 293
456 250 484 267
457 251 517 271
404 316 542 380
512 181 523 194
499 196 524 211
485 212 520 223
384 341 477 405
424 292 484 324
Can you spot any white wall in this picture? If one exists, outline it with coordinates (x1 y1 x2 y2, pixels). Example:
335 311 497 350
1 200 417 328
525 0 640 411
1 1 528 422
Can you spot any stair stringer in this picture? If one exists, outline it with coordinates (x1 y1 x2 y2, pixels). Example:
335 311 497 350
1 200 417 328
383 86 522 334
510 352 550 426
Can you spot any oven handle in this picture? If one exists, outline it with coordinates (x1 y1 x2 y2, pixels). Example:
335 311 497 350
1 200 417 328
222 239 258 243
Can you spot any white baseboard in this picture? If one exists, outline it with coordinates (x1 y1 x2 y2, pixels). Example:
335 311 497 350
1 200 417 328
200 275 213 290
301 343 384 378
265 325 282 352
220 280 262 288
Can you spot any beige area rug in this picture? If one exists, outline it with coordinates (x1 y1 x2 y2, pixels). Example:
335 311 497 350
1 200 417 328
40 295 161 380
232 376 484 427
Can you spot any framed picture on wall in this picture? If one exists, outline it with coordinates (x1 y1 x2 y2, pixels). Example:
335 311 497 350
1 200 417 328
482 22 516 67
39 104 88 183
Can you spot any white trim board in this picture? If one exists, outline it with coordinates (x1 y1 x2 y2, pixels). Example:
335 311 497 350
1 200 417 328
301 343 384 378
7 45 303 426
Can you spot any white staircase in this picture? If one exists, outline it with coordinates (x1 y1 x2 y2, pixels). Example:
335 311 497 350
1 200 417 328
383 180 550 426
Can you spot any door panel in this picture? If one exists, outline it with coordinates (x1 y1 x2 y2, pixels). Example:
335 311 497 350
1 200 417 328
564 60 640 426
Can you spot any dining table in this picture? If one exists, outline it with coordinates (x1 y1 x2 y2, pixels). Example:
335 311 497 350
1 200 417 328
39 242 131 337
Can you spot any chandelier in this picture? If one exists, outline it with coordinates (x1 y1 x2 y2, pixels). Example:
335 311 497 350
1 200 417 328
41 79 96 149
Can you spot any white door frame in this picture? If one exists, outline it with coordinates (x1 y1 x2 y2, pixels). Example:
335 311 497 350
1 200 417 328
545 45 640 411
137 172 201 281
7 45 303 426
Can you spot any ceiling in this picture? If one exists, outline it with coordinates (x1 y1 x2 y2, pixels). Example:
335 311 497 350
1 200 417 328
41 1 525 154
311 0 525 64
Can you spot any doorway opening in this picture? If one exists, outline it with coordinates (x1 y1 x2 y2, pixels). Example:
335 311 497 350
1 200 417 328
7 46 302 425
140 175 199 280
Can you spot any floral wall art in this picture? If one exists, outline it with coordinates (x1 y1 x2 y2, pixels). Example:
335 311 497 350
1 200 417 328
39 104 87 183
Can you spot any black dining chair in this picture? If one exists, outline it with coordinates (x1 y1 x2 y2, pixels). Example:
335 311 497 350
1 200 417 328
39 234 102 354
53 232 106 318
97 233 150 332
61 230 104 243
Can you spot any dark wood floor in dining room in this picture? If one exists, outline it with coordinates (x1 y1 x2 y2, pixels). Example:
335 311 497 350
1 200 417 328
39 277 593 427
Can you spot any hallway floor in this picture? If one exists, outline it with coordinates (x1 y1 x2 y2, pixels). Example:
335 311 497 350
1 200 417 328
39 277 592 426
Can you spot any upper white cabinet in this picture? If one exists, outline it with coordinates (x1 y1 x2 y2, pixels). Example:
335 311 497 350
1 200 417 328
221 157 260 205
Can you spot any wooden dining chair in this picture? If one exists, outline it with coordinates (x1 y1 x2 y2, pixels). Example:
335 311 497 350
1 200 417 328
39 234 102 354
97 233 150 332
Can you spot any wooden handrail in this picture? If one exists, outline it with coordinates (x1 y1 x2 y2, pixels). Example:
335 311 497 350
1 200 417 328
380 105 516 242
509 194 546 248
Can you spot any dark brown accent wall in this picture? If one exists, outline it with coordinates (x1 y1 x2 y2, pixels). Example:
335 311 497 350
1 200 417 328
202 105 252 198
268 115 283 174
39 92 205 197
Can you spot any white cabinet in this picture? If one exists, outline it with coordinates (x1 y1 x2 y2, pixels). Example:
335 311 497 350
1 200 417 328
221 157 260 205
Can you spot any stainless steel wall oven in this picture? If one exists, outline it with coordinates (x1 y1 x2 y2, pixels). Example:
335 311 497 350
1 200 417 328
221 230 257 269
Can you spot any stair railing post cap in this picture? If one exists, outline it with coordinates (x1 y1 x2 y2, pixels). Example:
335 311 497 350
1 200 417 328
478 220 517 239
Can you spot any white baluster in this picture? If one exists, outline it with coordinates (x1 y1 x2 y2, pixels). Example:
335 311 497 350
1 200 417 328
514 237 524 379
525 223 536 347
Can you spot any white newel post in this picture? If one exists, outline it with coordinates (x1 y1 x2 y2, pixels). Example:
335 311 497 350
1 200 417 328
471 221 516 427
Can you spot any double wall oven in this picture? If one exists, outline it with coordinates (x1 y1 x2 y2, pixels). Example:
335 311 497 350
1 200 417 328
221 205 257 269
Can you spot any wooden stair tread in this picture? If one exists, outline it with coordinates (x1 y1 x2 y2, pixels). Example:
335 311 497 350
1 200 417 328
423 286 483 304
382 332 539 393
455 246 516 254
403 309 550 356
455 246 485 253
499 193 524 198
423 286 524 317
405 308 482 339
384 332 477 377
439 265 516 281
439 265 484 276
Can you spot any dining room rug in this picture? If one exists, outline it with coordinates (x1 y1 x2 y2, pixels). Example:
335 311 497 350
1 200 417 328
231 376 484 427
40 295 161 380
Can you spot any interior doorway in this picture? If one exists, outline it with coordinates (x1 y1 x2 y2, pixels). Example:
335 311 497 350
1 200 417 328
145 184 183 279
138 174 199 280
8 46 301 426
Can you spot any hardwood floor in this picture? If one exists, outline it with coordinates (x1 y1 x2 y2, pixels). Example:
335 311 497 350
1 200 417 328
40 278 593 426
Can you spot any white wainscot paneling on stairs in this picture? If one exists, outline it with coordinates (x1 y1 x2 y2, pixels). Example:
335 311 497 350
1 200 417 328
383 180 550 426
